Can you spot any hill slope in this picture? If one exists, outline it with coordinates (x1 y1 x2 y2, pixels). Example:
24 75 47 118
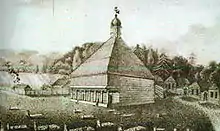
50 42 102 75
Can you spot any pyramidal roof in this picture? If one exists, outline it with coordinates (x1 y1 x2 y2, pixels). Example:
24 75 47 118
70 10 154 87
71 36 153 80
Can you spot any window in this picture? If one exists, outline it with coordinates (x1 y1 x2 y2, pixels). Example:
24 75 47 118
215 92 218 99
191 89 194 95
196 89 199 95
75 90 78 99
210 92 214 98
82 91 85 100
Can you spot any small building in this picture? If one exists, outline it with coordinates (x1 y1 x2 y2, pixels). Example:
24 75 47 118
208 84 219 104
12 84 31 95
188 82 201 98
164 76 176 91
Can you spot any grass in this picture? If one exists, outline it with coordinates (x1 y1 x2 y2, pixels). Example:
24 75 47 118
199 102 220 109
0 91 214 131
112 98 214 131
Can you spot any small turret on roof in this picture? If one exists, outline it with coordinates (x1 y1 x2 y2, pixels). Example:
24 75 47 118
110 7 122 37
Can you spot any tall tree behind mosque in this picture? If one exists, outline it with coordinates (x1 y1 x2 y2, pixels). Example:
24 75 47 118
153 53 172 80
199 61 217 86
133 44 145 63
172 56 193 81
209 62 220 88
146 46 155 68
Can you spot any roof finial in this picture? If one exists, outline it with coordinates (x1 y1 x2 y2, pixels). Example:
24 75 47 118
114 7 120 17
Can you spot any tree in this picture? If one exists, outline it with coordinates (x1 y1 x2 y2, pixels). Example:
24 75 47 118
133 44 145 63
200 61 218 83
208 61 217 71
42 64 48 73
41 84 51 90
172 56 193 81
35 65 39 73
209 64 220 88
18 59 28 72
194 65 204 82
200 67 212 82
188 52 196 65
152 49 159 65
153 53 172 80
4 61 20 84
72 46 84 69
146 48 155 66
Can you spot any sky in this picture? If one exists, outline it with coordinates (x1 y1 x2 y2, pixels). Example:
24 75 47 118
0 0 220 65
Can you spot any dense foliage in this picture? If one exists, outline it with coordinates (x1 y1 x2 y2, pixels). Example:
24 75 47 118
133 44 220 90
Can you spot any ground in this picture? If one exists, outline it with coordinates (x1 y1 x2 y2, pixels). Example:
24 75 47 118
0 90 214 131
178 96 220 131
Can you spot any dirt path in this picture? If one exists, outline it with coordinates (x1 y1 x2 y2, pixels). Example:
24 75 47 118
174 96 220 131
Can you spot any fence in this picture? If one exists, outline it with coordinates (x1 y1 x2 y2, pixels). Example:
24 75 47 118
155 85 165 98
26 89 69 97
154 127 190 131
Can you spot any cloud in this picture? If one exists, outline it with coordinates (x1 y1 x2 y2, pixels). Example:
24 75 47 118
1 0 220 65
146 39 178 56
16 0 52 8
149 21 220 65
178 21 220 64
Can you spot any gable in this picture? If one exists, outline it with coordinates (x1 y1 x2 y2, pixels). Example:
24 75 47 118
165 76 175 83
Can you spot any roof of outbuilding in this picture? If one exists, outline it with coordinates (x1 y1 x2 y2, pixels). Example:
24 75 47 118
209 83 218 90
0 71 62 90
164 76 176 83
189 82 200 89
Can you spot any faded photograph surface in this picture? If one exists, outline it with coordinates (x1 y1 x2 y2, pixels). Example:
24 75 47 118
0 0 220 131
